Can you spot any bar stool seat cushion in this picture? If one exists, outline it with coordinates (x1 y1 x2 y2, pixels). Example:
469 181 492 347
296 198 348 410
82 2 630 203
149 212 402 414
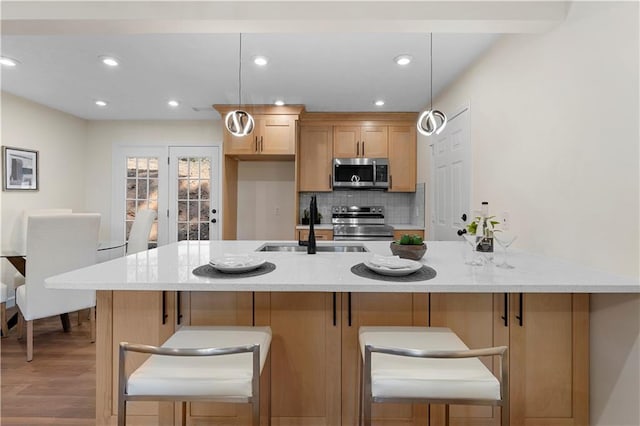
127 326 271 399
359 326 500 401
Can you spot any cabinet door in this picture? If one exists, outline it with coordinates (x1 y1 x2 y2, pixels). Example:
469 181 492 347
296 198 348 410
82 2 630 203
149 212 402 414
184 292 256 425
361 126 388 157
509 293 588 426
268 292 342 426
388 126 416 192
260 116 296 155
224 128 258 155
299 126 333 191
104 291 176 425
297 229 333 241
334 126 360 157
429 293 509 426
341 293 429 426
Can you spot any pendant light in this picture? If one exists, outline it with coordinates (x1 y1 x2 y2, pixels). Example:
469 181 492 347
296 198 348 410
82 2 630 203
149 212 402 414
225 33 255 137
417 33 447 136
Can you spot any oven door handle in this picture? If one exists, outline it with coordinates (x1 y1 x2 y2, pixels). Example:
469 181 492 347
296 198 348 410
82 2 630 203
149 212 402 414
372 160 377 185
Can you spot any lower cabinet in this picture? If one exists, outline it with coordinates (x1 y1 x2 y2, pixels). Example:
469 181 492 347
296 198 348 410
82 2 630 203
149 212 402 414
392 229 425 241
430 293 589 426
297 228 334 242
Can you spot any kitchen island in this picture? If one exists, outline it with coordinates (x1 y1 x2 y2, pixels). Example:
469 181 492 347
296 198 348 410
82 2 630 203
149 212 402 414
45 241 639 426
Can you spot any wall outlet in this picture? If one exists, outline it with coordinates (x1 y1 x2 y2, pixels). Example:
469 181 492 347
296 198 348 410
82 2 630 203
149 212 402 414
501 211 510 230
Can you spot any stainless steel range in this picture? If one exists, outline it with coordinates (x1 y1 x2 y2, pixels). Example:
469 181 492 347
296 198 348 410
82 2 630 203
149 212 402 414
331 205 394 241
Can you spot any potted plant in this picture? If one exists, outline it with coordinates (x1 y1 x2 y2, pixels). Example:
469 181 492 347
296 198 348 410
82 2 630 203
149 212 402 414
301 209 322 225
390 234 427 260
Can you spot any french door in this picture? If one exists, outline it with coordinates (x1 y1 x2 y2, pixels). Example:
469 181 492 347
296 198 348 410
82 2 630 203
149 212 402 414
168 147 220 243
112 145 220 248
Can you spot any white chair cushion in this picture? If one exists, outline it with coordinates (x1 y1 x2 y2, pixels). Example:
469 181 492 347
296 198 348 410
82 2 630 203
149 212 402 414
126 326 272 398
0 282 7 303
359 326 501 401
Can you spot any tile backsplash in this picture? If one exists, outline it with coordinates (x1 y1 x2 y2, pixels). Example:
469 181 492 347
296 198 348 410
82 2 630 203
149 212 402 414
299 183 425 226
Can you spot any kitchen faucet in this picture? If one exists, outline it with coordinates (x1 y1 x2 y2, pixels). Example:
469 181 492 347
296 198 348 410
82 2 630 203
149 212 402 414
298 196 317 254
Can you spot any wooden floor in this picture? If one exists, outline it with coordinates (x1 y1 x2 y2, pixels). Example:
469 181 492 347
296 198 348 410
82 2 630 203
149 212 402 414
1 307 96 425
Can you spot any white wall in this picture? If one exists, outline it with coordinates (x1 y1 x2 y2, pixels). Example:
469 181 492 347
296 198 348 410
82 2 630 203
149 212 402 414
0 92 88 299
236 161 295 240
420 3 639 425
85 120 222 239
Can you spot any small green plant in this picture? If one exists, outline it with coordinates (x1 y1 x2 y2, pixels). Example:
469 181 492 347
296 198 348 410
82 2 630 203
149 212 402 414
397 234 424 245
467 216 500 236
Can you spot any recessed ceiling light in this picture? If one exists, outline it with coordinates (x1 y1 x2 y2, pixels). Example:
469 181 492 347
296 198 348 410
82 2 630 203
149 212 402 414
375 100 385 107
100 56 119 67
253 56 269 66
274 100 285 106
0 56 19 67
394 55 412 66
95 100 108 107
168 100 180 108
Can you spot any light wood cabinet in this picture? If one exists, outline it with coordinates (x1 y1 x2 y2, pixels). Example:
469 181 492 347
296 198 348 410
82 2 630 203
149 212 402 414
263 292 342 426
298 125 333 191
225 115 297 156
429 293 588 426
334 125 388 158
297 228 333 242
388 125 417 192
341 293 429 426
97 290 176 426
392 229 425 241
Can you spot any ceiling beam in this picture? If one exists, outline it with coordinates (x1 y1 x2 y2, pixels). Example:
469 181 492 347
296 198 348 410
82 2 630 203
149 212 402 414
1 1 570 35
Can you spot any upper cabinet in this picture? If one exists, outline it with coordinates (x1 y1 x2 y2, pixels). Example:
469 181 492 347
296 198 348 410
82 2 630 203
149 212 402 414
298 125 334 192
214 105 305 159
388 125 417 192
334 125 388 158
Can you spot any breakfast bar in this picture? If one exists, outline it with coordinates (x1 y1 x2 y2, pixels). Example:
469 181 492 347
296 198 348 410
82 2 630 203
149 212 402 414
45 240 639 426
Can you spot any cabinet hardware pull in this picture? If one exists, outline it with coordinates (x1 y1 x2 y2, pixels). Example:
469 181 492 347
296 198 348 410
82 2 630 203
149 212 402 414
177 291 182 325
329 175 332 189
332 292 337 326
390 175 393 189
516 293 523 326
255 136 258 152
500 293 508 327
260 136 264 152
161 291 168 325
362 141 365 156
356 141 360 156
348 292 352 327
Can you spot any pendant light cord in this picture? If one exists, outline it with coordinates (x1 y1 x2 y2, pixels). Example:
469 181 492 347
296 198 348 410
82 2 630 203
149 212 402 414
238 33 243 107
429 33 433 111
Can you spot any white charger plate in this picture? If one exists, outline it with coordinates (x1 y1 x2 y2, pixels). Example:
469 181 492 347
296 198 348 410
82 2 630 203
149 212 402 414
363 259 423 276
209 256 266 273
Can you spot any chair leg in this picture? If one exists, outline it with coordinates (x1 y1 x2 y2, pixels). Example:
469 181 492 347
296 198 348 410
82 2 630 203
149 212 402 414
26 320 33 362
17 311 24 340
89 307 96 343
1 302 8 338
252 392 260 426
118 398 126 426
77 310 82 326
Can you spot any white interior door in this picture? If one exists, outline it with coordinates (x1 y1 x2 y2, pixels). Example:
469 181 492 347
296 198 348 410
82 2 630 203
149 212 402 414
430 106 471 240
168 146 220 243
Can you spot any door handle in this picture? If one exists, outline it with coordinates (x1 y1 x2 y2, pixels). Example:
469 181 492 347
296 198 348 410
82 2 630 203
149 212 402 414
500 293 508 327
515 293 523 326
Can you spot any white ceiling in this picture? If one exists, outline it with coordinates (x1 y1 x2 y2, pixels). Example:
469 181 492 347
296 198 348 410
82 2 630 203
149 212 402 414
0 33 501 120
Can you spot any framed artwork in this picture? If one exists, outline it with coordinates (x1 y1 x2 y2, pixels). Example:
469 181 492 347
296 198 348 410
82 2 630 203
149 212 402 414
2 146 39 191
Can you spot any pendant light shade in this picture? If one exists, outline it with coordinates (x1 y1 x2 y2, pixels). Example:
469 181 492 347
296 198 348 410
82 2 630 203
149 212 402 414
226 33 254 137
417 34 447 136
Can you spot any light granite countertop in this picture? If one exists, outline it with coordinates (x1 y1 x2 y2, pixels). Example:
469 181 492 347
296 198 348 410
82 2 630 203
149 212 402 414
45 241 639 293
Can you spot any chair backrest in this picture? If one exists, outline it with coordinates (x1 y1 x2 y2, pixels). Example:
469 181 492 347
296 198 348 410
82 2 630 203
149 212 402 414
127 209 157 254
22 214 100 321
19 209 73 254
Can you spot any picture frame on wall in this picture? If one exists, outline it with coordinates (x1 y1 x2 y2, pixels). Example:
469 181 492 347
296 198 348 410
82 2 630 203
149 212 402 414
2 146 39 191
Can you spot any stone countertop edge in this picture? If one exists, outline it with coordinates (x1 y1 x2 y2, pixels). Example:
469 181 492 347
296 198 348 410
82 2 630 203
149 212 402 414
44 240 640 294
295 224 425 230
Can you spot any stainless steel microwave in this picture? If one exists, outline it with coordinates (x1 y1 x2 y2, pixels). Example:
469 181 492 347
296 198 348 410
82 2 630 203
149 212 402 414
333 158 389 189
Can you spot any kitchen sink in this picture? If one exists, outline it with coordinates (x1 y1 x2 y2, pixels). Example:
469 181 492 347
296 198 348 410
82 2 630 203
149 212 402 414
256 243 369 253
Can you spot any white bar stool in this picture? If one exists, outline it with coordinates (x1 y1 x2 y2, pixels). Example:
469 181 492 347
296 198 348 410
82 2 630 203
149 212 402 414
359 326 508 426
118 325 272 426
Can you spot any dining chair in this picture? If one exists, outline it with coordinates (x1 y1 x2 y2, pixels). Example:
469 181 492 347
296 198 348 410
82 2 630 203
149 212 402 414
1 282 8 337
119 326 272 426
13 208 73 289
16 213 100 361
126 209 157 254
359 326 508 426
